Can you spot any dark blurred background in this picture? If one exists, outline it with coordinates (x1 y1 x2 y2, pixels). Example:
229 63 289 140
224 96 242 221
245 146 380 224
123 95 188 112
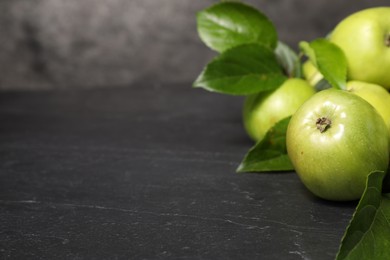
0 0 388 91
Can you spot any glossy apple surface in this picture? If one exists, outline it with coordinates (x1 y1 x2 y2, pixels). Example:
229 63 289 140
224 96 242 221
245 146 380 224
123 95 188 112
286 89 389 201
243 78 315 141
330 7 390 89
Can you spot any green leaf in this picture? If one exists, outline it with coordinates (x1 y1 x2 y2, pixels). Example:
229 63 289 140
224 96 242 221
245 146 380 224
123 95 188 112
193 43 287 95
237 117 293 172
274 41 300 78
299 39 347 90
336 171 390 260
197 2 278 53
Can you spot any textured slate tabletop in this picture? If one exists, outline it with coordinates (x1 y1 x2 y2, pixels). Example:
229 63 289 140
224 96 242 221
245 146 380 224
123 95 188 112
0 82 356 259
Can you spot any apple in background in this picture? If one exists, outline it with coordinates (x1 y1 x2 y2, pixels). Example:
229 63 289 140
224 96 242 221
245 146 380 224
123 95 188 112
330 7 390 90
243 78 315 142
286 89 389 201
346 81 390 136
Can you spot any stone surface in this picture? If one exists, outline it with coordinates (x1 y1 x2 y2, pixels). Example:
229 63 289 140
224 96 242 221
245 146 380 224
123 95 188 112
0 82 357 259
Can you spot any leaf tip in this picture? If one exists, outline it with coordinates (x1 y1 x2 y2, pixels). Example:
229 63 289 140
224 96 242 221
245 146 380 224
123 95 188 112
236 163 246 173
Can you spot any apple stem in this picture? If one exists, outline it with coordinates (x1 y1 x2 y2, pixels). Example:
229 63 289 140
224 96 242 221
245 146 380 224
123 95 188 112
316 117 332 133
386 33 390 47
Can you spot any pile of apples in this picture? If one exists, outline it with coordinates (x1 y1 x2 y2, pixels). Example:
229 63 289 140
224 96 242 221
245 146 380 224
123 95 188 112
244 7 390 201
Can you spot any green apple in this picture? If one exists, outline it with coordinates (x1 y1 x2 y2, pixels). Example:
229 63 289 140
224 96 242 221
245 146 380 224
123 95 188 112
286 89 389 201
330 7 390 89
346 81 390 135
243 78 315 141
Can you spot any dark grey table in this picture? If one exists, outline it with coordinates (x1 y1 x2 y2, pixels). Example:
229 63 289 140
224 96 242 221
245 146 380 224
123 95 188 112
0 82 356 259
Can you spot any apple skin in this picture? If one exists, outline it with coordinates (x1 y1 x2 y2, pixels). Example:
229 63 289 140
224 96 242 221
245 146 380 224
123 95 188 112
346 81 390 136
243 78 315 141
330 7 390 90
286 89 389 201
